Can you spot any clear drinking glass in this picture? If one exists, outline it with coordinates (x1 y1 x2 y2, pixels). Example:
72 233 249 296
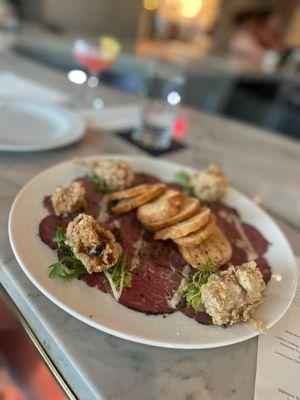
132 57 186 150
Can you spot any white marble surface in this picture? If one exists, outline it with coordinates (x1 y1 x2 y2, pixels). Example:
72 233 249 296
0 52 300 400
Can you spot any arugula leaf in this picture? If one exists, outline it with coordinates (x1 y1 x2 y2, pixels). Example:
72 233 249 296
174 171 218 207
49 260 65 279
89 174 111 194
180 259 213 312
174 171 195 196
52 225 65 246
52 226 73 255
48 226 86 281
174 171 191 187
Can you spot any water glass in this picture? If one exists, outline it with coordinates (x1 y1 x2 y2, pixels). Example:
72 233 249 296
132 57 185 150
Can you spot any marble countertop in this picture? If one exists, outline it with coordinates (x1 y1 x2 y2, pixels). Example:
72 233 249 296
0 51 300 400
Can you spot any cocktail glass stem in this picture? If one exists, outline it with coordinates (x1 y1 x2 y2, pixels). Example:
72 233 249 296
84 72 104 109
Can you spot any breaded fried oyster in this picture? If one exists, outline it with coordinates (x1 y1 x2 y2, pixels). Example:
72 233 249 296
66 213 122 274
51 181 86 216
201 262 266 329
75 158 134 191
191 164 228 202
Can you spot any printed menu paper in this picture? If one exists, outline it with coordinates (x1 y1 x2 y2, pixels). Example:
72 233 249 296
254 258 300 400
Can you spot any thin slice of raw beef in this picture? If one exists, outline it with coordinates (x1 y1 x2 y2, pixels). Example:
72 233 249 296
39 174 272 324
181 306 213 325
212 203 271 283
39 215 69 249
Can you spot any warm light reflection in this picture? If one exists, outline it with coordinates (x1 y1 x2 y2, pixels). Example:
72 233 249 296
158 0 220 30
144 0 159 11
272 274 283 282
67 69 87 84
180 0 203 18
252 194 263 205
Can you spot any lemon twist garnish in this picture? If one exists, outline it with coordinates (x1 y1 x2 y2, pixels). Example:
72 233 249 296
99 36 121 60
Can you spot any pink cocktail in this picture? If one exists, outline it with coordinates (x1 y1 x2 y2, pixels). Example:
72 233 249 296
73 39 120 109
74 52 115 75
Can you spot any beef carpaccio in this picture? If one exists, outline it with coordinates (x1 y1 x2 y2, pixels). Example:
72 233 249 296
39 174 271 326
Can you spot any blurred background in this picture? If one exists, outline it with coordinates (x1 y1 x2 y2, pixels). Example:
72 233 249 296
1 0 300 139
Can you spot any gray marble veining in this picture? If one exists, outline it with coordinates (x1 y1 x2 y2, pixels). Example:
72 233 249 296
0 51 300 400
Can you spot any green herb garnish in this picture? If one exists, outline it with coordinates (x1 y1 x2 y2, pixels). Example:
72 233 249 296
180 259 213 312
174 171 195 196
53 225 65 246
174 171 192 187
48 226 86 281
89 174 111 194
106 253 131 293
174 171 218 208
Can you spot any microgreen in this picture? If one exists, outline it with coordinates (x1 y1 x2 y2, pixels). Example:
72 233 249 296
89 174 111 194
174 171 195 196
106 253 131 293
180 258 214 312
104 253 131 301
174 171 218 207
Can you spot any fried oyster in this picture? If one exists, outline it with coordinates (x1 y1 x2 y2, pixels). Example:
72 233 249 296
66 213 122 274
201 262 266 330
51 181 86 216
191 163 228 202
75 158 134 191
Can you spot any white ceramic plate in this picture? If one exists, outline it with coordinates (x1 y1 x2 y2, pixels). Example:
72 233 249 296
9 155 298 349
0 98 85 151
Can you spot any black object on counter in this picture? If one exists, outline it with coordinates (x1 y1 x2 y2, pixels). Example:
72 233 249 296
117 131 186 156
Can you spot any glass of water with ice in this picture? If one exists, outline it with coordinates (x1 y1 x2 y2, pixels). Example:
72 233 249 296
132 57 186 151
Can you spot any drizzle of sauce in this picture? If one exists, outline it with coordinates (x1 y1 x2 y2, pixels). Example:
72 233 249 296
219 210 257 261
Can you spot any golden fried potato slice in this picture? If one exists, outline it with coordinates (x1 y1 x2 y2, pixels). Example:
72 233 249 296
144 197 201 232
178 225 232 271
112 184 166 213
137 189 185 225
155 207 211 241
106 184 153 201
173 214 216 247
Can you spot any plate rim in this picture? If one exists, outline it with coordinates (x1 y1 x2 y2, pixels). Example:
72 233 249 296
8 154 298 349
0 98 85 152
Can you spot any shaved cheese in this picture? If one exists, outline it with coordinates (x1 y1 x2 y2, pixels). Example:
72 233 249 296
167 277 186 309
167 265 191 309
130 234 147 271
97 197 110 223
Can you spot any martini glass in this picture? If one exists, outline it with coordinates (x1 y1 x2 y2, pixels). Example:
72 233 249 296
73 38 120 109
